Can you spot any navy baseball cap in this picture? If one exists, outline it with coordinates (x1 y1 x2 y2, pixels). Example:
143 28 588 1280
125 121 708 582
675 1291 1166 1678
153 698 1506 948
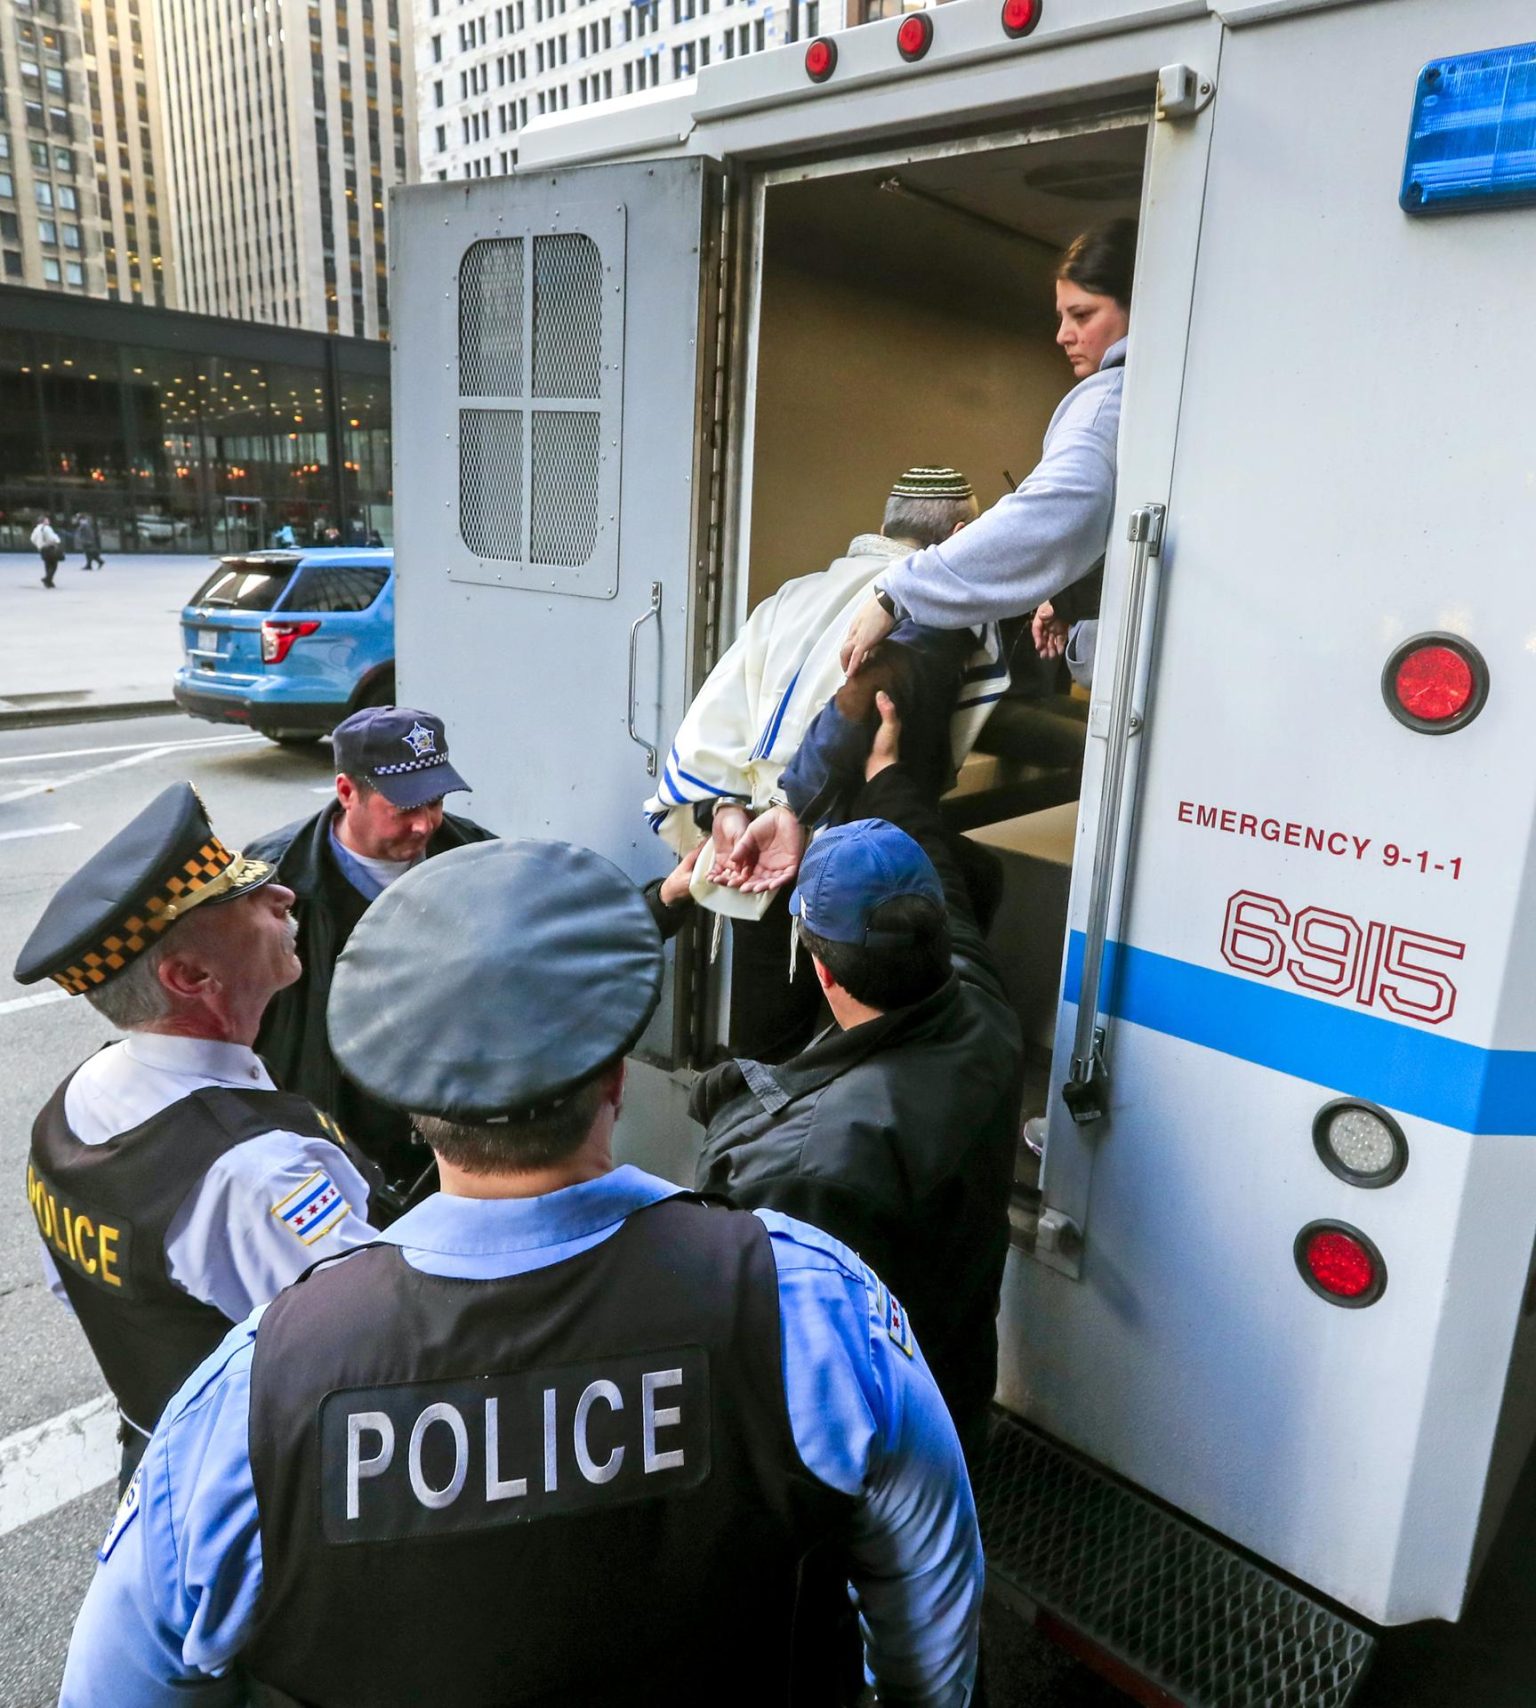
789 818 944 947
331 706 470 810
329 839 663 1121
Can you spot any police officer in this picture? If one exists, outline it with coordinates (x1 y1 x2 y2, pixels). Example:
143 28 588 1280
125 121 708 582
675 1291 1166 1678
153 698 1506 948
15 783 380 1492
248 704 495 1210
60 838 983 1707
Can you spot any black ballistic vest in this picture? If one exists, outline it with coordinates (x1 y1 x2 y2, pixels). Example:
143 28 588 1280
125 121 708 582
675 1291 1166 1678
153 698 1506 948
244 1196 857 1707
27 1073 356 1433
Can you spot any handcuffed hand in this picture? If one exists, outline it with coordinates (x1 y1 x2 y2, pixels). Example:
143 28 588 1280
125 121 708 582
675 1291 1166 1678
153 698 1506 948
723 805 806 894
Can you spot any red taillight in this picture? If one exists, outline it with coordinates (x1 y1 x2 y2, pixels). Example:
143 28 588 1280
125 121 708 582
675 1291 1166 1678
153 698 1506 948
261 619 321 664
1382 633 1487 733
897 12 932 59
1000 0 1040 38
804 36 836 81
1295 1222 1387 1307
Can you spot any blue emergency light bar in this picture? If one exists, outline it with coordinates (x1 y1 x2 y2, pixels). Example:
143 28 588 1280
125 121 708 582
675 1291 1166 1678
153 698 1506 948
1401 41 1536 215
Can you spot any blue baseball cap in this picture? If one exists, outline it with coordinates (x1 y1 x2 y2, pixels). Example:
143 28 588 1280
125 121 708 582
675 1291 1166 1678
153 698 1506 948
331 706 470 810
788 818 945 947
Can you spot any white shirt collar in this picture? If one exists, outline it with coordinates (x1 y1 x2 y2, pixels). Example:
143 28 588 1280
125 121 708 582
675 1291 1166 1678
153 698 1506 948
121 1033 273 1088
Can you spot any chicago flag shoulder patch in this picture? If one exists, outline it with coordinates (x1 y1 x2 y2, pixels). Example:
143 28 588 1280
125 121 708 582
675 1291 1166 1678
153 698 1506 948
272 1170 349 1245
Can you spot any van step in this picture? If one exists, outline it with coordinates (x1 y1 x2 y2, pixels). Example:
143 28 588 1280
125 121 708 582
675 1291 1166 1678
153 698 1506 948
974 1412 1376 1708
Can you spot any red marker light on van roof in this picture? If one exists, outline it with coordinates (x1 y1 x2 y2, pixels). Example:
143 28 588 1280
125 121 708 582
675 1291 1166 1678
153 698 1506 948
1295 1222 1387 1308
804 37 837 81
897 12 932 60
1000 0 1041 38
1382 633 1487 734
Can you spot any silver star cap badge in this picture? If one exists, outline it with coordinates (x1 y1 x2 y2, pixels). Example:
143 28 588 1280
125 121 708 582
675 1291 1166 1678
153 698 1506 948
404 721 437 758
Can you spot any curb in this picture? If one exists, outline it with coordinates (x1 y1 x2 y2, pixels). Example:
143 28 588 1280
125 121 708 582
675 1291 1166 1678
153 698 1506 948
0 697 180 731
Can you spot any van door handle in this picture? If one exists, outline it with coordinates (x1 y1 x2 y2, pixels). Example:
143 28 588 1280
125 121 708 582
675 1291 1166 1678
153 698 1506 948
627 581 663 777
1063 503 1165 1126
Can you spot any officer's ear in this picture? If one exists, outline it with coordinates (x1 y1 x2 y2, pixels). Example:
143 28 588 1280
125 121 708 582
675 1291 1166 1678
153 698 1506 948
155 942 216 1003
810 957 839 997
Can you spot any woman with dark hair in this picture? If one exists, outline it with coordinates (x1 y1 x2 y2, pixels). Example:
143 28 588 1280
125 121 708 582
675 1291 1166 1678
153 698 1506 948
841 217 1137 672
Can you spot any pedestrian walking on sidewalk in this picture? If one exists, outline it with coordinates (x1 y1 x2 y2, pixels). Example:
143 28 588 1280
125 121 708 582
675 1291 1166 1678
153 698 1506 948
30 515 63 588
74 511 105 571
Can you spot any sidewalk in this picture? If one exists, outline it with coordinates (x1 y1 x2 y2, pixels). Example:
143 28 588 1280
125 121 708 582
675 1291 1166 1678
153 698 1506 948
0 550 218 725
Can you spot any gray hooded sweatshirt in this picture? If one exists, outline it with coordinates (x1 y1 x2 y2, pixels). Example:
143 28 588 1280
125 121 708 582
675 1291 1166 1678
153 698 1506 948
879 336 1126 629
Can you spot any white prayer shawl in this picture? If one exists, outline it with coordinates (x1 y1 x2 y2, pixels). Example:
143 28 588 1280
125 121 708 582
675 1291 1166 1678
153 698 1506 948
645 535 1009 856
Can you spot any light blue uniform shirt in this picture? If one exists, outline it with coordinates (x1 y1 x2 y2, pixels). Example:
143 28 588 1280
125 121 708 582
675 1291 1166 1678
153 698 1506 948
61 1166 982 1707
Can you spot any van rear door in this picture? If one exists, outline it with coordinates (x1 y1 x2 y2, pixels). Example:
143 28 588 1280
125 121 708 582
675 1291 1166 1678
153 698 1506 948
391 160 730 1061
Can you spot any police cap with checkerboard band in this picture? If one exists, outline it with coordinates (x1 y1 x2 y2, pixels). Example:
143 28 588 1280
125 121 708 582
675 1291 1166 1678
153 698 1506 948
13 782 274 995
328 838 663 1121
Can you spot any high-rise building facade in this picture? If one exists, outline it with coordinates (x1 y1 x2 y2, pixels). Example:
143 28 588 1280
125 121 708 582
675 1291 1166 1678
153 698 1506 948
415 0 833 183
154 0 417 336
0 0 127 299
80 0 175 306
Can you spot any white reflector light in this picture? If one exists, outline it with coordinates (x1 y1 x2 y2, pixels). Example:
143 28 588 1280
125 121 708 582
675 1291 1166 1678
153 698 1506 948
1313 1100 1408 1188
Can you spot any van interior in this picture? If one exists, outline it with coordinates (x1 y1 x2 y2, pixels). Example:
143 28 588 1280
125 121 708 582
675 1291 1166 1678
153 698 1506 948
743 116 1148 1055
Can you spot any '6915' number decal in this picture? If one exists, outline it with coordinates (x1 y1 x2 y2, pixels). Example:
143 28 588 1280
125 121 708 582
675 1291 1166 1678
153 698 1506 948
1221 891 1465 1026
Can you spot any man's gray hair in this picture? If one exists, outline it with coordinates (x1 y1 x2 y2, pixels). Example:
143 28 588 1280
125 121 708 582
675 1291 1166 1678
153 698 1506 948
882 490 980 551
83 935 174 1030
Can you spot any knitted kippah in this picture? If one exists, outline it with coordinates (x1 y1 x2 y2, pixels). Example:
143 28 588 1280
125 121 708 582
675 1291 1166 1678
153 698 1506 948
889 465 975 500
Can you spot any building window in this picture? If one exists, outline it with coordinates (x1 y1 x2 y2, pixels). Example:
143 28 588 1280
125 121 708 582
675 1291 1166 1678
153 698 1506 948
57 183 76 210
42 255 60 281
0 212 18 240
0 136 8 161
62 222 80 248
0 174 11 200
65 258 82 285
434 79 443 107
38 216 56 243
35 180 53 208
3 252 20 278
432 33 441 61
53 145 72 171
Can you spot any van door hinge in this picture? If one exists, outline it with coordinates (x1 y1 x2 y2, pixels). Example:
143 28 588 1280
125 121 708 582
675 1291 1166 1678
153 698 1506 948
1034 1207 1084 1279
1157 64 1215 121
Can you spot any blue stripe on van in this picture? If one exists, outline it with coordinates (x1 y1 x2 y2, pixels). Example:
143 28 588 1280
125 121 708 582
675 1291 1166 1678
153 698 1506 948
1063 932 1536 1136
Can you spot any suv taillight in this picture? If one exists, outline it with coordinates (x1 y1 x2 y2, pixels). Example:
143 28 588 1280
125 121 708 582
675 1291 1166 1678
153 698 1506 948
261 619 320 664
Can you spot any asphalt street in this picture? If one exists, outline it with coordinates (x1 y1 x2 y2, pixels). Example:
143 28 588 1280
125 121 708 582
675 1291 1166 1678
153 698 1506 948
2 711 1535 1706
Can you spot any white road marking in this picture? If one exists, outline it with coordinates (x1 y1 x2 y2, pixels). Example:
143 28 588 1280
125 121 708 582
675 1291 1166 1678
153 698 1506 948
0 821 80 844
0 990 72 1018
0 1395 117 1539
0 733 262 808
0 731 264 768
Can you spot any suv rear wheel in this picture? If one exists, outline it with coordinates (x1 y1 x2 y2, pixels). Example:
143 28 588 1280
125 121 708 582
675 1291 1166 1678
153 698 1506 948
354 670 397 712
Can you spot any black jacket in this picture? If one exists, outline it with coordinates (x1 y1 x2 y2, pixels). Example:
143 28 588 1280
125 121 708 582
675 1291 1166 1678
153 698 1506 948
690 764 1024 1455
248 803 495 1187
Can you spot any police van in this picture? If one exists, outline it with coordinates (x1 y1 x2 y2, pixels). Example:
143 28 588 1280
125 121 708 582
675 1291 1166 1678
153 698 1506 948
391 2 1536 1698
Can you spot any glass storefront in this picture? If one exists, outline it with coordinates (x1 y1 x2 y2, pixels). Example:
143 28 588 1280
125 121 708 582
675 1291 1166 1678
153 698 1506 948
0 291 391 552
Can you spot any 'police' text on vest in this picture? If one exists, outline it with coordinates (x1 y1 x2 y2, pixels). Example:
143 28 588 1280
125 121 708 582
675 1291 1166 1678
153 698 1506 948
323 1346 711 1543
